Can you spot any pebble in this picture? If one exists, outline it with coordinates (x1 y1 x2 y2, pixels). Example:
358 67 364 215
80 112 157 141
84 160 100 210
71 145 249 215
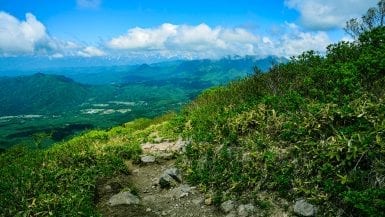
204 197 212 205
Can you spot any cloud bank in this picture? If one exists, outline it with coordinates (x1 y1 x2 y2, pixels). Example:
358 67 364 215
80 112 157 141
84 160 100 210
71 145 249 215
107 23 259 59
0 11 333 59
285 0 378 30
107 22 331 58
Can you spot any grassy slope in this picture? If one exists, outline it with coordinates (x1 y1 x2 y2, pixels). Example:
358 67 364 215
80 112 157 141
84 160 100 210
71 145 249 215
0 114 177 216
174 28 385 216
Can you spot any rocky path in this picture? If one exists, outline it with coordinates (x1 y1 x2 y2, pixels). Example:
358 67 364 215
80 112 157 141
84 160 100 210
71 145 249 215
95 138 300 217
95 139 222 217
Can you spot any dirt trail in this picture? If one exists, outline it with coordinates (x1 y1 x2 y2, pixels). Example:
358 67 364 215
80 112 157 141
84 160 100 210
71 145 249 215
96 140 222 217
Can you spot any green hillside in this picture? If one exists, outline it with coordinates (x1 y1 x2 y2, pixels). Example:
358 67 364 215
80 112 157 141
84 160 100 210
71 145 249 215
174 26 385 216
0 56 283 149
0 73 89 116
1 9 385 217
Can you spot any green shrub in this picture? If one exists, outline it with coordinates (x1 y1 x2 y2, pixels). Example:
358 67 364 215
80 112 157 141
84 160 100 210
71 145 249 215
174 26 385 216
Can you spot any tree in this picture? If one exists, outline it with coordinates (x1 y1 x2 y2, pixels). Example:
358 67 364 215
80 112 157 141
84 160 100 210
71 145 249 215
345 0 385 38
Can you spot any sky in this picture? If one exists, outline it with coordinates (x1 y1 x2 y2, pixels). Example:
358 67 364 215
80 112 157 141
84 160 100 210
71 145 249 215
0 0 379 64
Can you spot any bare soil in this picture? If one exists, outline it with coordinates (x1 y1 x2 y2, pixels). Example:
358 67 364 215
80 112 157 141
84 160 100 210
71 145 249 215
96 158 222 217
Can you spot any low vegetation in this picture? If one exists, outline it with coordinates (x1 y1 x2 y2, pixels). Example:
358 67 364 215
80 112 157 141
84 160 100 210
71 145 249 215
0 115 176 216
174 22 385 216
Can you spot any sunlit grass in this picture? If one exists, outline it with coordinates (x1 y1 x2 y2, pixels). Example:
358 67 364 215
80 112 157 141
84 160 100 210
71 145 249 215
0 114 176 216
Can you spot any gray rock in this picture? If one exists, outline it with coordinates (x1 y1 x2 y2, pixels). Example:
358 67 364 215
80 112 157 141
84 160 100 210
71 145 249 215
171 184 192 198
159 173 178 188
141 155 156 163
294 199 317 216
221 200 235 213
164 167 182 182
108 191 140 206
238 204 256 217
157 152 174 160
192 198 204 205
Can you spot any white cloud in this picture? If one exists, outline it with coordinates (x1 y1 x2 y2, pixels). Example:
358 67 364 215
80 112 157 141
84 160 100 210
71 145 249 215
0 12 48 55
108 22 331 59
0 11 333 60
261 22 332 57
107 23 260 59
77 0 101 9
108 23 178 50
285 0 378 30
0 11 105 57
77 46 105 57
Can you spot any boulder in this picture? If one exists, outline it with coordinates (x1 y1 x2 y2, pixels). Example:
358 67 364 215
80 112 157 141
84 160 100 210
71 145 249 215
294 199 317 216
108 191 140 206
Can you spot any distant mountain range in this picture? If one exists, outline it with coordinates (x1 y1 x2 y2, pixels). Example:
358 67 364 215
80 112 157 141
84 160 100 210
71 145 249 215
0 56 287 148
0 55 287 82
0 56 287 116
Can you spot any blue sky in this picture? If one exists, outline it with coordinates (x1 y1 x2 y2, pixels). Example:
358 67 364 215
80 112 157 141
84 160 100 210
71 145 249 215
0 0 379 62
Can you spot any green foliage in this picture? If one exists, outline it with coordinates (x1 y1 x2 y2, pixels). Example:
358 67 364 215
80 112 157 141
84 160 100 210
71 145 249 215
343 189 385 217
0 115 176 216
174 26 385 216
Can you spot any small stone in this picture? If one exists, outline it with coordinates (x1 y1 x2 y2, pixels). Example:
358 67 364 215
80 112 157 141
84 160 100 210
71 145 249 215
141 155 156 163
161 211 168 216
192 198 204 205
146 208 152 212
238 204 256 217
108 191 140 206
204 197 212 206
221 200 235 213
180 192 189 198
104 185 112 192
294 199 317 217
